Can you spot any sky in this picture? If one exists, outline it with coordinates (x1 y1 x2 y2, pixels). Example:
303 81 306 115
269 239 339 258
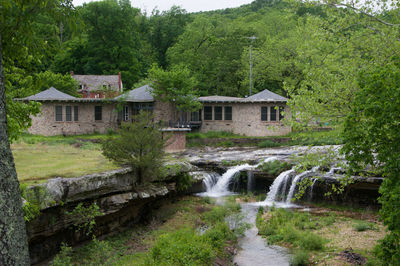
72 0 255 13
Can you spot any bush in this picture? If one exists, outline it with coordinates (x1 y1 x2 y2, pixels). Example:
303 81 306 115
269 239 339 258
51 243 73 266
150 228 215 265
257 160 292 176
353 221 376 232
176 172 194 192
290 250 310 266
201 206 228 225
258 140 280 148
203 222 234 250
297 232 325 251
102 113 165 184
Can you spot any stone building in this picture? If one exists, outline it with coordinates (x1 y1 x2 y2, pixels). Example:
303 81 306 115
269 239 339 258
18 87 118 136
18 85 291 141
198 89 291 136
71 72 123 99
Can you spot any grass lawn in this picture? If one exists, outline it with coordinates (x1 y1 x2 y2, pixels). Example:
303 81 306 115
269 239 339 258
12 134 119 184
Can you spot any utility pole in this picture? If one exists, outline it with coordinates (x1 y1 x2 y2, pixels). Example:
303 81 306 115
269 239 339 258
247 36 257 96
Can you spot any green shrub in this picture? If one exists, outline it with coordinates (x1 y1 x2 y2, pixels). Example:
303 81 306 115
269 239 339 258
203 222 234 250
51 243 73 266
257 160 292 176
258 140 279 148
297 232 325 251
201 206 228 225
176 172 194 192
150 228 215 265
353 221 376 232
290 250 310 266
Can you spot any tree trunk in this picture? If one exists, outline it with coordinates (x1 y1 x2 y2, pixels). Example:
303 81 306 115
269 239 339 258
0 33 30 265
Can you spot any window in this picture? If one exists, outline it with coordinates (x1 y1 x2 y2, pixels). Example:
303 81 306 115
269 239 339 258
124 106 129 121
191 110 201 121
224 106 232 120
74 106 79 121
261 107 268 121
132 103 154 116
204 106 212 120
279 106 284 121
270 106 277 121
95 106 102 121
214 106 222 120
66 106 72 121
55 106 63 121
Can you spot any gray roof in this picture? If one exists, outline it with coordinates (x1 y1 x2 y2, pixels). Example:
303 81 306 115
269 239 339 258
242 89 288 102
16 87 118 103
198 95 243 103
73 74 122 92
115 85 154 102
19 87 77 101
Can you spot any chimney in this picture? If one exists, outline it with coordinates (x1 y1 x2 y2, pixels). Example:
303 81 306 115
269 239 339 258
70 71 74 76
118 72 122 91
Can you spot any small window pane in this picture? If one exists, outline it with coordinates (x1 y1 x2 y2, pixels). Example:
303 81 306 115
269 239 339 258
66 106 72 121
279 106 284 121
124 106 129 121
191 110 201 121
204 106 212 120
224 106 232 120
55 106 63 121
261 107 268 121
270 106 277 121
95 106 102 121
214 106 222 120
74 106 79 121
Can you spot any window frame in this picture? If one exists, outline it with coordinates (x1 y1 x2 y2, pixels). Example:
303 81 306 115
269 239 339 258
94 106 103 121
214 106 222 120
66 106 72 122
261 106 268 121
204 106 212 120
224 106 232 121
55 106 63 122
74 106 79 121
270 106 277 121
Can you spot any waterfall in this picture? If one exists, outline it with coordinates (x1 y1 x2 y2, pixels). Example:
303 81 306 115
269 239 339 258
247 171 254 192
308 178 318 202
202 172 221 191
286 167 319 204
208 164 251 196
265 169 295 202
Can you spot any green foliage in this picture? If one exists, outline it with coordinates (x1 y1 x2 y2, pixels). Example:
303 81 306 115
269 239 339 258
51 243 73 266
20 183 49 221
341 65 400 264
175 172 194 192
258 140 279 148
290 250 310 266
32 71 79 96
150 228 215 265
201 206 228 225
256 208 327 251
186 131 241 139
257 160 292 176
66 202 103 236
102 113 165 184
149 64 201 112
353 221 377 232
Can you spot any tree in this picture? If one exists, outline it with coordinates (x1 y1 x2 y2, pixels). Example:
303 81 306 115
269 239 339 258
102 114 165 184
341 65 400 264
0 0 75 263
148 64 201 112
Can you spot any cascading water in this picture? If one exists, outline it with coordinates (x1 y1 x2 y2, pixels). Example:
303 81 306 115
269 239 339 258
286 167 319 204
265 169 295 202
202 172 221 191
205 164 251 197
308 178 318 202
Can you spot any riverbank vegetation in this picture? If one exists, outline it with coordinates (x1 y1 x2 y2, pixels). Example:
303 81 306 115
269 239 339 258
51 196 246 265
256 206 386 265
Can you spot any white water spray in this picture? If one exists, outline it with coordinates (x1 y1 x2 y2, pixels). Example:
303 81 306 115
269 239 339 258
265 169 295 202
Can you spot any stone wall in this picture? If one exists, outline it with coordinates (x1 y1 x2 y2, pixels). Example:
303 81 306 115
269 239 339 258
163 130 188 153
200 103 291 137
29 102 118 136
154 101 176 123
